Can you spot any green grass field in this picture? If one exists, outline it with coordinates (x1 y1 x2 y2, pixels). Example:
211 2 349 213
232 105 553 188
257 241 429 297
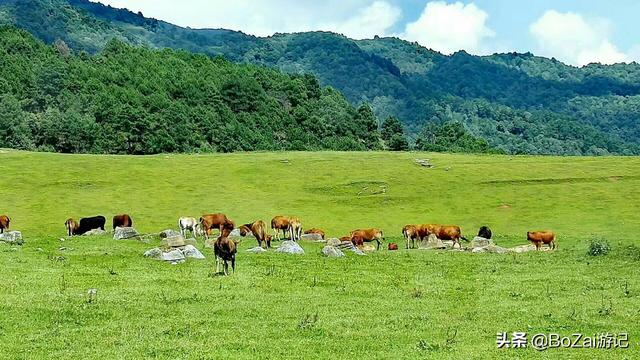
1 150 640 359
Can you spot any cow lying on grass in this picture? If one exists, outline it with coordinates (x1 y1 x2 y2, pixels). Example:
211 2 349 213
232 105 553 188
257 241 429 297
304 228 325 240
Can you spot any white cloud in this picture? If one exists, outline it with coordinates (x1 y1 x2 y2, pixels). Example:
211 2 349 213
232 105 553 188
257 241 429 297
530 10 628 66
324 1 402 39
401 1 495 55
90 0 400 38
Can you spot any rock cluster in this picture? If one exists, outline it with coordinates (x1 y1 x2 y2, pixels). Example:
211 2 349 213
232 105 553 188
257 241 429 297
144 234 204 264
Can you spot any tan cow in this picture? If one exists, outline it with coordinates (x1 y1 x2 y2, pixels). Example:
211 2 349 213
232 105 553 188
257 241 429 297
240 220 272 248
349 228 385 250
527 231 557 250
402 224 419 249
271 216 291 240
288 217 302 241
64 218 79 236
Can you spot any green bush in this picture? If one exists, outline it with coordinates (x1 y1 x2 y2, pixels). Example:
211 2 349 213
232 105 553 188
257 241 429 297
587 236 611 256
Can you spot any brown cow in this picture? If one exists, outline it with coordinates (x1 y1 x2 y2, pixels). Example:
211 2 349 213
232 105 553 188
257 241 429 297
112 214 133 230
200 213 235 240
0 215 9 234
64 218 79 236
402 224 419 249
240 220 272 248
527 231 557 250
349 228 385 250
214 235 238 276
271 216 291 241
417 224 466 247
304 228 326 240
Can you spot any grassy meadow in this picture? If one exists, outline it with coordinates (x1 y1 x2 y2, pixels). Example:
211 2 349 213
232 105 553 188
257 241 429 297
1 150 640 359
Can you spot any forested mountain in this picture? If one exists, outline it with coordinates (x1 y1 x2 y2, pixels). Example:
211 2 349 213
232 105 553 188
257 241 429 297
0 27 383 153
1 0 640 155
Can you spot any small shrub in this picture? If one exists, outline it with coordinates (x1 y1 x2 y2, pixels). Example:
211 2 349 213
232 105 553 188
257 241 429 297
298 313 319 330
587 237 611 256
410 288 423 298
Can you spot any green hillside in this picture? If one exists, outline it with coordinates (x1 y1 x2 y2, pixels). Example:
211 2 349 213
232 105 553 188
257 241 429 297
1 150 639 358
1 0 640 155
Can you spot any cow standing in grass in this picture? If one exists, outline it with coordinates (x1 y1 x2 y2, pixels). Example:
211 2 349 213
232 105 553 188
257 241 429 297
288 217 302 241
417 224 467 247
527 231 557 250
0 215 10 234
271 216 290 240
66 216 106 236
349 228 384 250
179 217 202 238
402 224 419 249
214 222 238 275
240 220 272 248
65 218 78 236
200 213 235 240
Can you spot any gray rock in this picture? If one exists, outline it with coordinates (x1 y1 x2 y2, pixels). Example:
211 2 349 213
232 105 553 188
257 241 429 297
161 235 186 248
246 246 267 253
143 248 163 259
352 247 366 256
276 240 305 255
182 245 205 259
159 229 181 238
418 234 446 250
301 233 324 241
326 238 342 247
161 249 185 262
229 228 246 237
471 236 494 248
113 227 139 240
0 231 23 245
508 244 550 253
321 246 344 257
83 229 106 236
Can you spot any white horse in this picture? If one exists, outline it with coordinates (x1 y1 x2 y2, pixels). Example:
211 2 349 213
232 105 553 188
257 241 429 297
178 217 202 238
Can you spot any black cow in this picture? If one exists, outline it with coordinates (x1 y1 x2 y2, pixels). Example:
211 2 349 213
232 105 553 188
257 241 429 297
478 225 492 239
75 216 106 235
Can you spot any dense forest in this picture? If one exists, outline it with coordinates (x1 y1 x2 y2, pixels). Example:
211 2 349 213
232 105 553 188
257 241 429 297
1 0 640 155
0 27 389 153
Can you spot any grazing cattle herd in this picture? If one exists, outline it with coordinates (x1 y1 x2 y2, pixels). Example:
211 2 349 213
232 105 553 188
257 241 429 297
0 211 557 276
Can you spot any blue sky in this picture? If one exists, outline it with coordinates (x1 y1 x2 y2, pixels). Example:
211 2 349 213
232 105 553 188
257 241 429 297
91 0 640 66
